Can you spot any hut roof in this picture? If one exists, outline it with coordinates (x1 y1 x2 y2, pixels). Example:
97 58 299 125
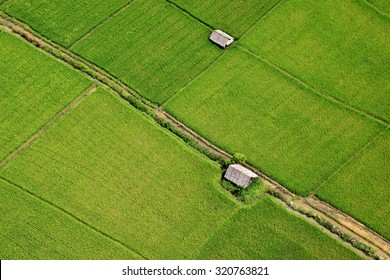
209 30 234 48
224 164 258 188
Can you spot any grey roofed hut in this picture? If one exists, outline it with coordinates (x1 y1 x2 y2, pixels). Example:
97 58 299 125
224 164 258 188
209 30 234 49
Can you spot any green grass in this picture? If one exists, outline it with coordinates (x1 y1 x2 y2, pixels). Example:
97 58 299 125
0 87 237 259
366 0 390 14
71 0 221 104
164 48 384 195
317 129 390 240
1 0 130 47
195 197 362 259
171 0 281 38
0 178 141 259
241 0 390 122
0 31 91 161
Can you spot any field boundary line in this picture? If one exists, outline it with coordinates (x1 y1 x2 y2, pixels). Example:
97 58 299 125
165 0 213 30
189 207 240 259
0 84 96 171
362 0 390 19
0 13 155 108
310 128 387 196
156 102 390 259
238 45 389 127
239 0 284 39
0 177 148 260
68 0 135 49
2 14 389 259
161 52 226 106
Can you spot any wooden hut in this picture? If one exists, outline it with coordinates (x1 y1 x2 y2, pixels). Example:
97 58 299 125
209 30 234 49
224 164 258 188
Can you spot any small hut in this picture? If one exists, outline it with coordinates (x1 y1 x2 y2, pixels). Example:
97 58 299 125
209 30 234 49
224 164 258 188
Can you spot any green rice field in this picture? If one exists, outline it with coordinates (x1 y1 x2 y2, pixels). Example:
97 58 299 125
0 30 91 161
196 197 362 260
171 0 281 38
366 0 390 14
164 48 384 195
0 87 237 259
0 178 141 259
317 129 390 240
1 0 131 47
0 0 388 260
71 0 221 104
240 0 390 121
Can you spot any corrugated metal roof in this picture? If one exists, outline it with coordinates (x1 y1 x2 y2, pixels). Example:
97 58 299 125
229 164 258 178
209 30 234 48
224 164 258 188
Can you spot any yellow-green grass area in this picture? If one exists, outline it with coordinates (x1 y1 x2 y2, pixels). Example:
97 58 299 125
240 0 390 122
195 197 363 259
0 179 141 259
366 0 390 14
0 87 238 259
164 48 384 195
317 129 390 240
170 0 281 38
0 30 91 161
0 0 130 47
71 0 221 104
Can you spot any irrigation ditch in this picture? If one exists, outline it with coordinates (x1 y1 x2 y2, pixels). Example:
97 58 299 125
1 13 389 260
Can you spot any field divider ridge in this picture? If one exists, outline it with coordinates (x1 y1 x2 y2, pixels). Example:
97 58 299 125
189 207 240 259
362 0 390 18
0 176 148 260
238 0 284 40
1 13 389 259
68 0 135 50
0 84 97 171
0 12 156 110
160 51 226 106
165 0 214 30
310 128 387 197
238 45 389 127
154 110 390 260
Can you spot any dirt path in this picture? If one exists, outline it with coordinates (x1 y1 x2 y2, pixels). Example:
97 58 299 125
0 85 96 171
1 14 389 259
157 109 390 259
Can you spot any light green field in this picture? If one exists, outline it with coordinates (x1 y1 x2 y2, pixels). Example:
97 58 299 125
241 0 390 122
164 48 384 195
317 129 389 240
1 87 237 259
171 0 281 38
1 0 130 47
367 0 390 14
0 179 141 259
196 197 362 259
71 0 221 104
0 31 91 161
